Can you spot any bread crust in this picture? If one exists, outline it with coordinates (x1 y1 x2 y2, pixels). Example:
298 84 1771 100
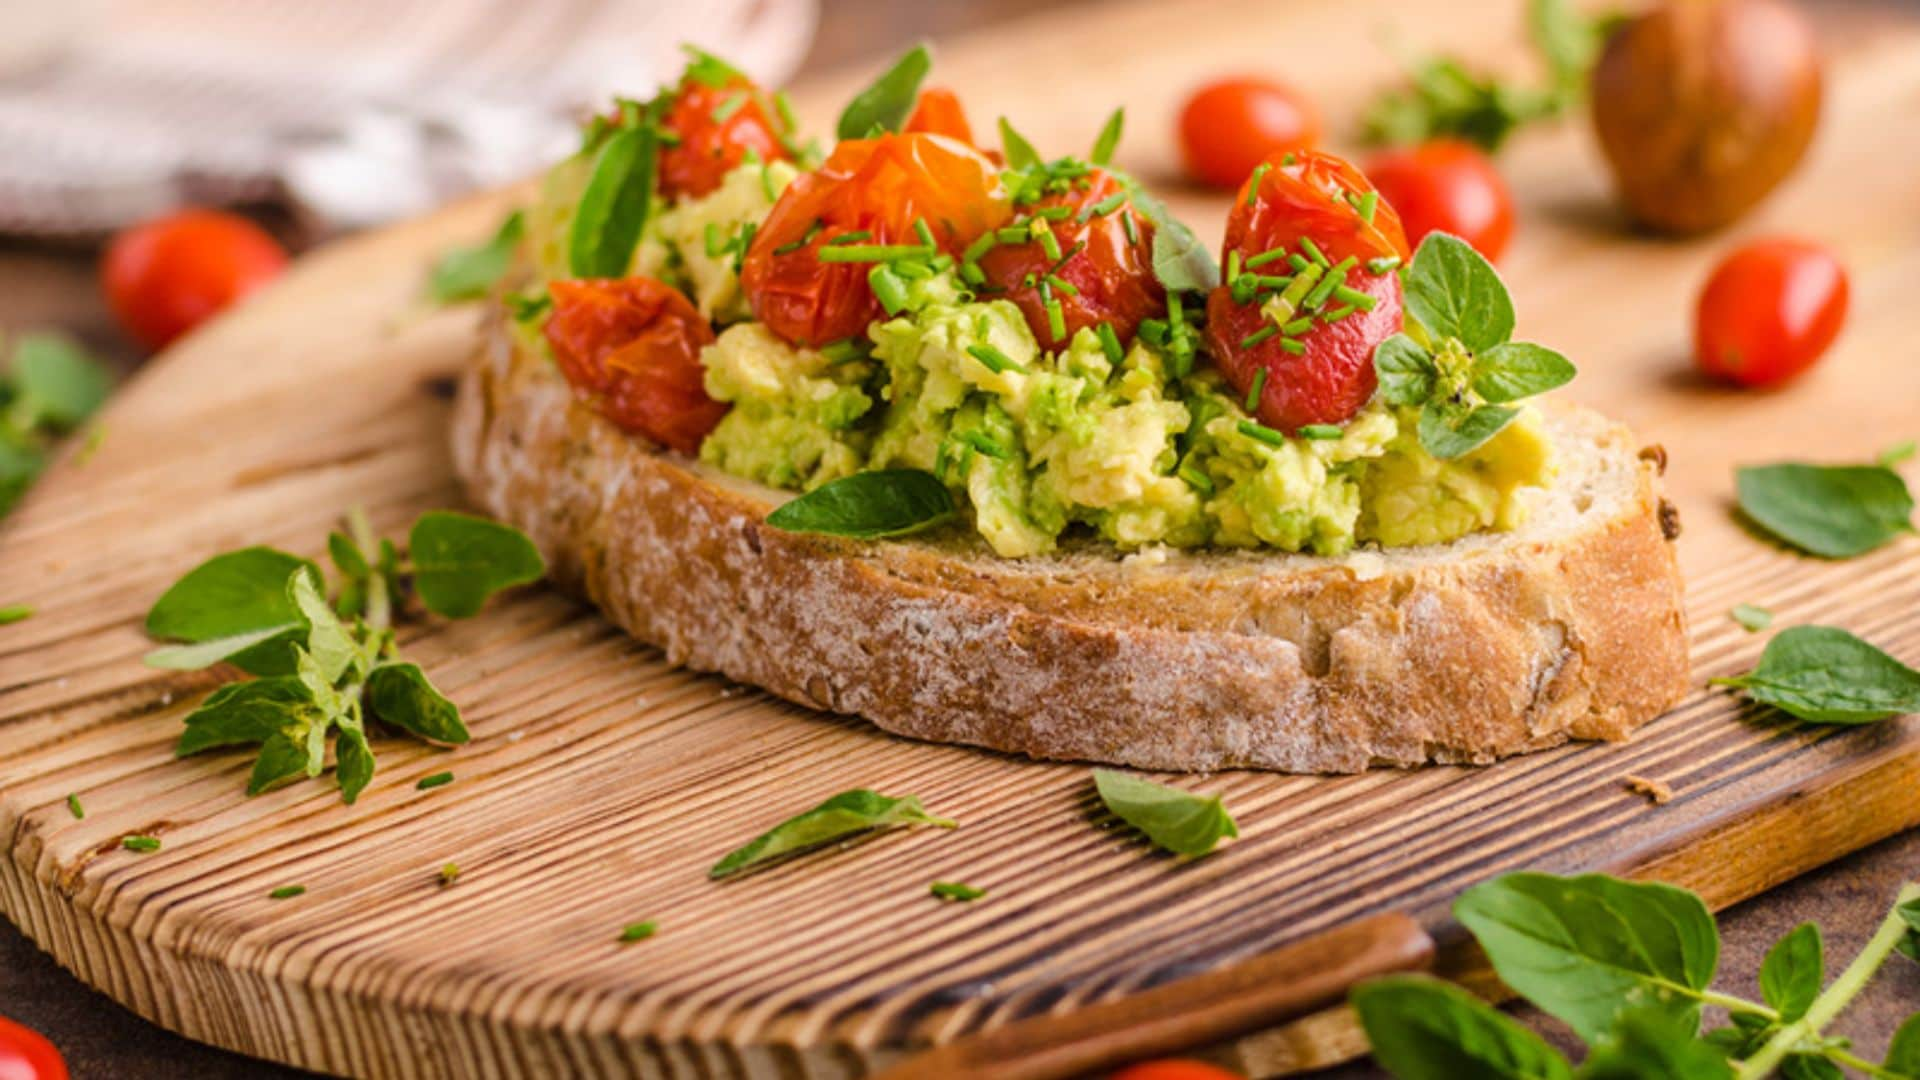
451 310 1691 773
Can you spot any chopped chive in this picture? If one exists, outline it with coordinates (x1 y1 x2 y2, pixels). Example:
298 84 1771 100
1079 191 1128 222
929 881 986 902
817 243 932 263
1096 322 1124 364
893 259 933 280
1320 304 1356 323
1277 337 1306 355
710 92 748 124
269 885 306 900
963 233 997 263
959 430 1010 459
1225 250 1242 281
654 128 682 147
773 219 823 256
1279 316 1314 336
1045 274 1080 297
1045 299 1067 342
1299 424 1343 440
1303 257 1356 310
1253 274 1294 291
1331 285 1376 311
1037 226 1063 263
828 230 873 245
1139 318 1169 345
996 225 1031 245
913 218 937 250
1031 205 1075 221
1354 191 1378 224
1282 152 1297 166
760 165 779 202
1240 324 1279 350
1178 464 1215 496
966 343 1028 375
1286 254 1311 274
122 835 161 853
1168 291 1184 323
869 265 911 314
821 338 869 365
1275 264 1323 314
960 261 986 285
1048 241 1086 277
417 772 454 791
1238 420 1289 447
929 253 954 272
619 920 659 943
703 222 729 258
66 794 83 820
1121 211 1139 245
1230 275 1258 306
1245 163 1271 206
773 90 798 133
1366 256 1403 275
0 604 29 625
1298 237 1328 266
1244 369 1268 412
1245 247 1291 270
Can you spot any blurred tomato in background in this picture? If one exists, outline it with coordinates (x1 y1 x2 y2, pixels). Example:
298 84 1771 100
1178 76 1319 190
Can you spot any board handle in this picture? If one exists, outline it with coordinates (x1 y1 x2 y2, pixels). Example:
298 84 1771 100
873 911 1433 1080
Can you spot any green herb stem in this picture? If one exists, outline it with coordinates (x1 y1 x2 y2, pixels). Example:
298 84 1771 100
1736 881 1920 1079
1696 988 1778 1022
347 507 390 632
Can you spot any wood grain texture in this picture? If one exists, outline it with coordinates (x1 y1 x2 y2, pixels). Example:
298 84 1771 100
4 0 1920 1077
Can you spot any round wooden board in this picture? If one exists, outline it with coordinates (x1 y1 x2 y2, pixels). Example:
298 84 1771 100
6 2 1920 1078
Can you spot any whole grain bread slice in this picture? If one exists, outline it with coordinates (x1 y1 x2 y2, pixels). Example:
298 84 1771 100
451 309 1691 773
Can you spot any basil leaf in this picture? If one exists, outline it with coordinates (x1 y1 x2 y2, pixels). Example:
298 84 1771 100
1731 604 1773 633
1736 462 1914 559
409 510 546 619
1404 232 1514 354
366 662 470 745
1759 922 1822 1023
7 334 113 431
1127 185 1220 294
709 788 956 879
764 469 957 540
996 116 1044 171
1375 333 1438 405
836 43 931 140
1473 341 1576 404
1351 975 1572 1080
568 120 659 279
1454 872 1717 1044
176 676 316 757
334 715 375 805
144 548 320 676
428 211 523 304
1089 107 1124 166
1093 769 1238 857
1576 1007 1735 1080
1711 625 1920 725
1419 402 1518 460
1886 1012 1920 1077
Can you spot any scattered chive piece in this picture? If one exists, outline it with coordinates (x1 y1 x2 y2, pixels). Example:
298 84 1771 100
1245 163 1271 206
619 920 659 943
1244 369 1268 412
1225 250 1242 281
869 265 911 314
1120 212 1138 245
1282 317 1315 336
1298 237 1328 266
703 222 729 258
1287 253 1312 273
0 605 31 625
1879 440 1917 467
1032 205 1074 221
1178 464 1215 496
1298 425 1343 440
996 225 1031 245
1277 337 1306 356
894 259 933 281
966 343 1028 376
1096 322 1124 365
1354 191 1378 224
1321 304 1356 323
1240 325 1279 350
820 338 869 365
829 229 873 245
759 166 779 202
1366 255 1402 275
1238 421 1289 448
1045 299 1067 342
1082 191 1128 220
963 233 996 263
269 885 306 900
439 863 460 886
1245 246 1289 270
122 836 161 853
66 794 84 820
773 90 798 134
817 243 931 263
929 881 987 903
1731 603 1774 633
1253 274 1294 291
1037 226 1063 263
913 218 937 250
1282 152 1297 166
417 772 454 791
1330 285 1377 311
773 220 823 256
1045 274 1080 297
1302 257 1356 310
959 261 986 286
709 91 748 124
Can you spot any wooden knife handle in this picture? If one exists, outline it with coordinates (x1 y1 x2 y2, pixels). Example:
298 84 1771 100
874 912 1433 1080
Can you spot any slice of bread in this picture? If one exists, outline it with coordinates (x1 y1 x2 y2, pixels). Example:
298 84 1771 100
451 308 1691 773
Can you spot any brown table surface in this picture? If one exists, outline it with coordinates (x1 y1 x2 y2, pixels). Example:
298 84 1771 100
2 1 1915 1077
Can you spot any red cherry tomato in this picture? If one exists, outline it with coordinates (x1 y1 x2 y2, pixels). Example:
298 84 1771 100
543 277 726 453
100 208 288 352
741 133 1011 347
976 167 1165 349
1364 139 1515 262
1695 237 1848 388
904 86 976 146
657 75 791 201
1179 77 1321 191
0 1015 68 1080
1205 150 1409 433
1110 1060 1243 1080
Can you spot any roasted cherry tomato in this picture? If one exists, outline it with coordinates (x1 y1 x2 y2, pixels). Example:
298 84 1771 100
1110 1060 1243 1080
101 208 288 352
741 133 1010 347
0 1015 68 1080
1364 139 1514 262
1695 237 1848 388
657 75 791 201
1179 77 1321 191
904 86 977 146
544 277 726 453
1205 150 1409 433
976 167 1165 349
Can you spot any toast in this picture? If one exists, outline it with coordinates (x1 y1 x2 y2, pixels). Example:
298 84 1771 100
451 306 1691 773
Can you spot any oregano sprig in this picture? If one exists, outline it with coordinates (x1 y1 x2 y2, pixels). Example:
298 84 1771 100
146 508 544 803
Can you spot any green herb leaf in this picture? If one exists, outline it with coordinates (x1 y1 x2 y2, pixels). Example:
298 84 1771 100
1575 1007 1735 1080
997 116 1043 171
6 334 113 432
680 45 744 89
764 468 957 540
1454 872 1717 1044
1530 0 1609 104
1886 1012 1920 1076
122 835 161 852
1731 604 1774 633
1351 975 1572 1080
1089 108 1124 166
710 788 956 879
416 770 454 791
1093 769 1238 857
1779 1055 1843 1080
144 548 320 676
0 603 31 625
408 510 546 619
176 676 318 757
1419 402 1518 460
1900 899 1920 965
427 211 524 304
930 881 986 902
1127 186 1220 294
1375 333 1438 405
269 885 306 900
66 793 83 819
568 119 660 279
366 663 470 744
1473 342 1576 404
620 920 659 942
334 717 376 804
0 439 43 519
289 569 359 683
837 43 932 140
1881 440 1918 468
1759 922 1823 1023
1711 625 1920 725
1736 462 1914 559
1403 232 1514 353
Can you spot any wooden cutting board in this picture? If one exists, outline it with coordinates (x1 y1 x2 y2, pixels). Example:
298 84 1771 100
5 1 1920 1076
